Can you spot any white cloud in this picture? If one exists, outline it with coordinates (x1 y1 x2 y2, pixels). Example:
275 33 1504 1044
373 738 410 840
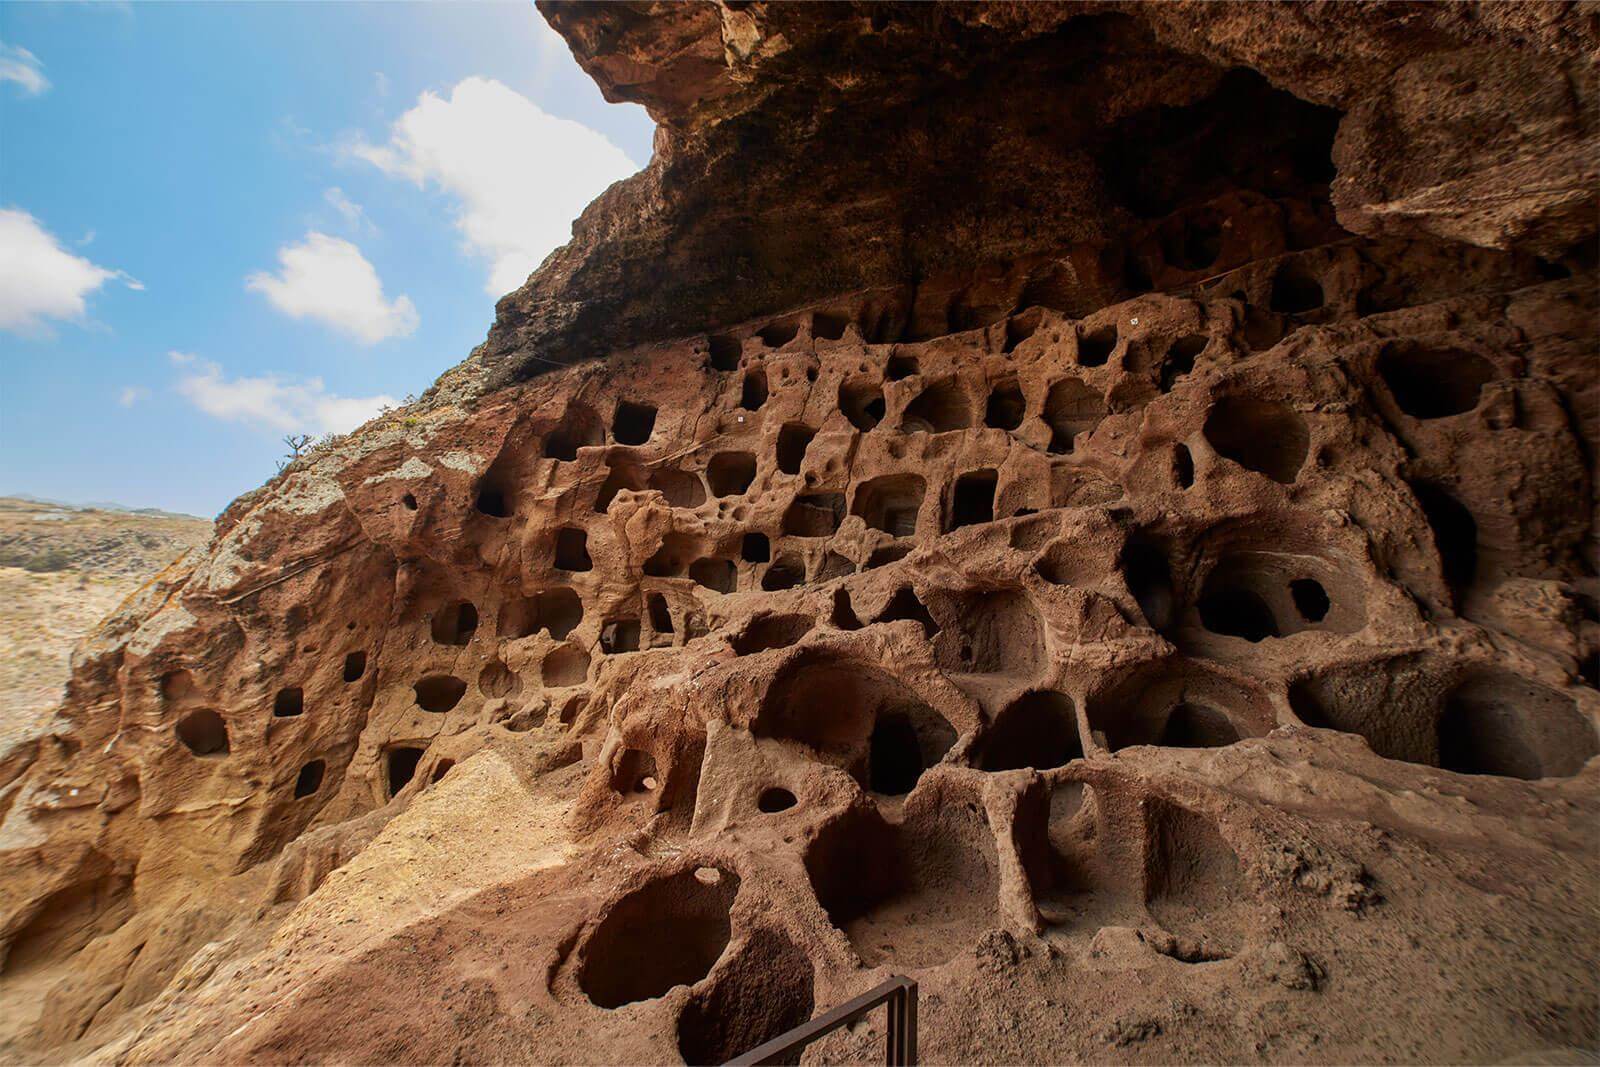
323 186 374 233
169 351 396 436
118 385 149 407
351 77 639 296
0 209 141 334
246 231 417 344
0 42 48 97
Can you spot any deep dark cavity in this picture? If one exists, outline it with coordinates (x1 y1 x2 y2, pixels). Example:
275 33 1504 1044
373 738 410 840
1379 342 1495 420
554 528 593 571
902 378 971 434
611 399 657 445
947 469 997 530
273 686 303 718
385 746 424 797
1044 378 1105 454
1077 324 1117 366
1410 480 1478 607
175 710 228 757
578 866 740 1009
414 675 467 713
776 423 815 475
740 366 769 410
984 379 1026 431
1203 396 1309 484
293 760 325 798
430 601 478 646
977 691 1081 771
840 379 886 431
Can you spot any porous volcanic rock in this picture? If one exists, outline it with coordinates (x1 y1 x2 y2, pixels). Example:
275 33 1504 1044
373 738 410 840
2 4 1597 1065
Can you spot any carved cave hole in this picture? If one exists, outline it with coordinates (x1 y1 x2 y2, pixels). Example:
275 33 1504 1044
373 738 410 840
776 423 816 475
498 588 583 640
902 378 970 434
342 650 366 682
708 334 741 372
1290 578 1330 621
783 492 845 537
885 353 919 380
414 675 467 713
1161 334 1207 392
474 483 510 518
1268 261 1324 314
1379 342 1495 420
273 686 304 718
1203 396 1308 484
946 469 997 530
430 600 479 646
977 691 1081 771
732 613 814 655
479 660 521 699
875 587 938 638
647 592 674 635
741 532 771 563
1410 480 1478 606
542 643 590 686
612 400 658 445
758 787 797 813
1173 444 1195 488
649 468 707 509
761 554 805 591
293 759 325 798
385 746 424 797
740 367 769 410
175 709 228 757
851 473 925 537
545 403 604 461
1077 324 1117 366
601 619 641 654
708 452 757 497
690 557 736 594
578 866 739 1009
1044 378 1106 454
555 528 593 572
840 380 886 432
984 378 1026 431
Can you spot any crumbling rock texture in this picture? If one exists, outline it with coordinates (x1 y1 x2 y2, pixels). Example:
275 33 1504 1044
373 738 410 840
2 3 1598 1065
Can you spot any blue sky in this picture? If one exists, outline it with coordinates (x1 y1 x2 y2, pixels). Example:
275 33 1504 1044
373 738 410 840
0 1 653 516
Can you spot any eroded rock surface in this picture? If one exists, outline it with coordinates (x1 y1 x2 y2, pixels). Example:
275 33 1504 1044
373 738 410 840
1 4 1596 1064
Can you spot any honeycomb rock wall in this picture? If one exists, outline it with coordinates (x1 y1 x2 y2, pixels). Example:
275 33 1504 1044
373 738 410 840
1 4 1597 1064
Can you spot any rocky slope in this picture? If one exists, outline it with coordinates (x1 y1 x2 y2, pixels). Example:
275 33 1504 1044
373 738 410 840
0 498 211 756
1 4 1596 1064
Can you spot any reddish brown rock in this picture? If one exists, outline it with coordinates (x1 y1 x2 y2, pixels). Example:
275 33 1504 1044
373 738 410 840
1 3 1596 1064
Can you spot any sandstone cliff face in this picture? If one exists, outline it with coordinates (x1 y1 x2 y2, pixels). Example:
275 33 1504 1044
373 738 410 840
2 4 1597 1064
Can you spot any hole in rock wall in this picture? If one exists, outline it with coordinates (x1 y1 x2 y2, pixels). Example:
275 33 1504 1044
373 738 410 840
840 380 886 432
733 614 814 655
612 400 657 445
342 651 366 682
813 310 852 340
709 334 741 371
160 669 193 701
783 492 845 537
758 787 797 813
1005 310 1041 353
885 354 920 380
647 593 674 635
755 654 954 794
595 458 647 513
1033 541 1097 587
498 588 583 640
985 379 1026 431
402 493 418 511
578 866 740 1009
760 319 800 348
976 691 1081 771
868 706 958 796
1077 324 1117 366
644 533 696 578
1197 586 1280 642
947 470 997 530
762 555 805 591
479 660 521 699
1169 217 1222 271
1161 335 1207 392
831 588 863 630
273 687 304 718
740 367 769 410
430 601 479 646
474 484 510 518
1086 664 1264 752
1436 670 1598 780
1290 578 1330 621
1123 535 1175 630
175 710 228 757
1379 342 1495 420
1269 261 1324 314
601 619 641 654
876 587 939 638
817 551 854 582
648 468 706 508
612 748 659 794
690 558 736 594
866 543 912 569
851 474 925 536
741 532 771 563
708 452 757 497
902 378 970 434
545 403 604 461
293 760 325 798
1203 396 1309 484
542 643 590 686
385 746 424 797
935 589 1043 676
414 675 467 713
1158 703 1242 747
805 803 997 968
676 929 814 1067
776 424 816 475
1173 444 1195 488
555 528 593 572
1410 481 1478 606
432 759 455 783
1044 378 1106 454
1144 799 1245 954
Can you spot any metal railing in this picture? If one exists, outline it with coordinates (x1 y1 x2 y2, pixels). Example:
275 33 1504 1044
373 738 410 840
725 975 917 1066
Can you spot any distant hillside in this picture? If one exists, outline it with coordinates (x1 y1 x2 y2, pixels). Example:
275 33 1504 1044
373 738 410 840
0 496 213 747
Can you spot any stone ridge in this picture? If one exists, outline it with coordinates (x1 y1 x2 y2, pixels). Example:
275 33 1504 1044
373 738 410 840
0 5 1597 1064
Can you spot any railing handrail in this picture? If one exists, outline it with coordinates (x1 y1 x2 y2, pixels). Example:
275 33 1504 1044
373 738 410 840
724 975 917 1066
